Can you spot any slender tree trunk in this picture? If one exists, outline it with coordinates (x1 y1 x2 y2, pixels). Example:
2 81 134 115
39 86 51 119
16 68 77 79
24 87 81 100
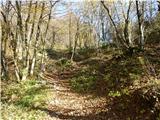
16 1 25 62
40 1 59 74
136 0 145 50
50 30 55 48
30 2 45 75
10 30 22 81
24 1 32 66
71 33 78 61
123 1 132 47
71 19 79 61
40 2 53 73
1 23 8 80
101 1 129 49
21 1 32 80
27 2 38 75
68 12 72 53
1 51 8 79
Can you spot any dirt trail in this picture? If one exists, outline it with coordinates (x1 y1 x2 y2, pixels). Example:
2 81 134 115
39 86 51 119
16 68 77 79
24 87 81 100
41 72 107 120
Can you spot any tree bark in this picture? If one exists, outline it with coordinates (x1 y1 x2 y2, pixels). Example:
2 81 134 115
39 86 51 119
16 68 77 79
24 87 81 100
71 18 79 61
16 1 25 61
0 1 11 80
21 1 32 80
30 2 45 75
136 0 145 50
27 2 38 75
123 1 132 47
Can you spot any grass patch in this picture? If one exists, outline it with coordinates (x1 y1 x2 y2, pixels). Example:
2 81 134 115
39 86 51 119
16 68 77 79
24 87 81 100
1 79 50 119
1 103 50 120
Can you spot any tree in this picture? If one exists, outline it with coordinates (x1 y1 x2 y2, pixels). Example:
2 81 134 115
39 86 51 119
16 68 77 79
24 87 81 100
71 16 80 61
1 1 59 80
136 0 145 50
40 1 59 73
101 1 130 50
30 2 45 75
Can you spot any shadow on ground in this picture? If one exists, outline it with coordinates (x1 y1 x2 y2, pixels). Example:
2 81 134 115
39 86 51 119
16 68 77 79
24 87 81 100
46 48 97 62
44 46 160 120
33 92 157 120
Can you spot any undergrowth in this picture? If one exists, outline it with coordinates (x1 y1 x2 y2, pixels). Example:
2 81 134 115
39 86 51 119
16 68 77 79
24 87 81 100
1 79 50 120
70 75 97 93
1 103 50 120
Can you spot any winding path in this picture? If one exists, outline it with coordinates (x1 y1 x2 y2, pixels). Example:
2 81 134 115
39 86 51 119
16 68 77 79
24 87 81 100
41 71 107 120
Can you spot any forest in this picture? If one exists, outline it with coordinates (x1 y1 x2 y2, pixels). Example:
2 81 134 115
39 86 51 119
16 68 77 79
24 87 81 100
1 0 160 120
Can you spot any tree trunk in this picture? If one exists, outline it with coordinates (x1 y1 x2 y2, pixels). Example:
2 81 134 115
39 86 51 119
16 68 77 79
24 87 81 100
40 1 57 73
1 1 11 80
30 2 45 75
68 12 72 53
16 1 25 62
123 1 132 47
101 1 129 49
27 2 38 75
71 19 79 61
136 0 145 50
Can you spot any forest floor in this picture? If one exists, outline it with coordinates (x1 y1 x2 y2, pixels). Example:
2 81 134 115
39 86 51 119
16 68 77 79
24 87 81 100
38 45 160 120
41 71 107 120
1 45 160 120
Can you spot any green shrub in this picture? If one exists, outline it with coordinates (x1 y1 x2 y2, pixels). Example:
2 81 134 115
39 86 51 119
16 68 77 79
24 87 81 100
108 88 130 97
108 91 121 97
121 88 130 95
56 58 72 71
70 75 96 93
